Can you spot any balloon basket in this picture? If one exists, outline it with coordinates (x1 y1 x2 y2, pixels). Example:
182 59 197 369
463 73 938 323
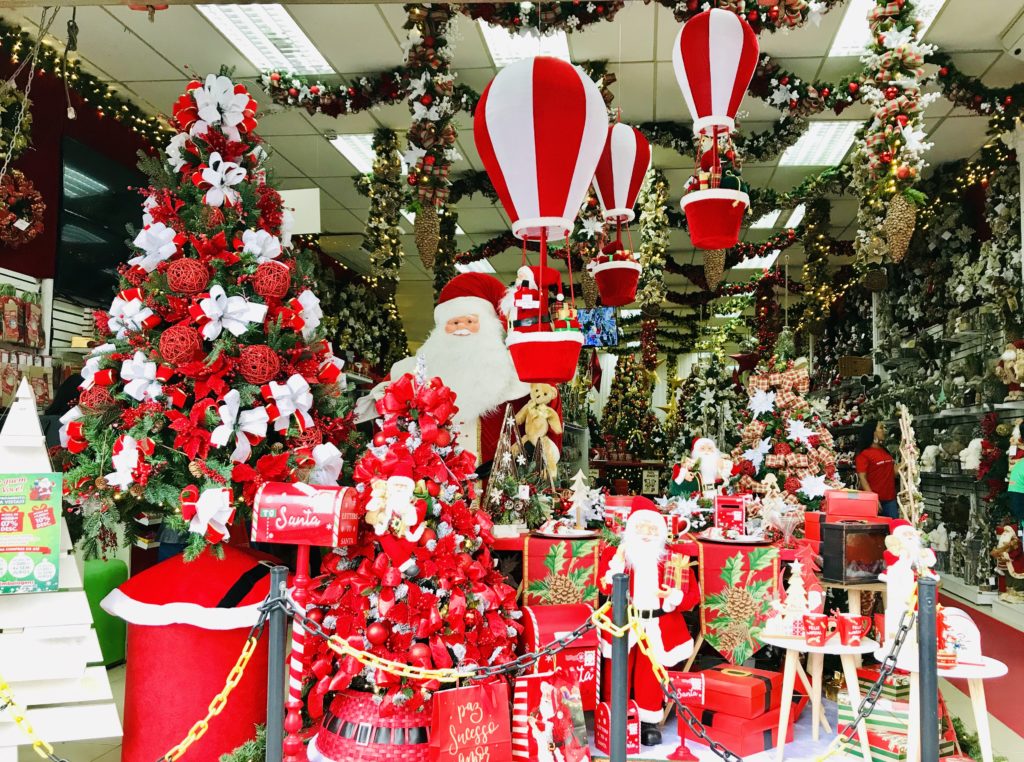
592 260 641 307
681 188 749 250
307 690 432 762
506 329 583 384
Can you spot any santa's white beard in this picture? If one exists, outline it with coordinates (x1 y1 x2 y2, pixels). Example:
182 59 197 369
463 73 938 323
698 456 720 485
622 533 666 611
415 312 526 422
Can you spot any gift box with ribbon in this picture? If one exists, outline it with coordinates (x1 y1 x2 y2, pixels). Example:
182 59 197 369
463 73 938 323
678 692 807 757
825 489 881 519
698 664 783 719
856 666 910 701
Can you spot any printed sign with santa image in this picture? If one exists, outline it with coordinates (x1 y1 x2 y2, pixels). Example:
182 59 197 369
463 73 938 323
357 273 559 472
670 437 734 498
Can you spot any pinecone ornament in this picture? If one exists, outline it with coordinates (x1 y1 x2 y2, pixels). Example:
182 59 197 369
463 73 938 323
580 263 599 308
724 586 758 620
884 193 916 263
545 575 583 604
415 205 440 269
704 249 726 291
188 461 204 479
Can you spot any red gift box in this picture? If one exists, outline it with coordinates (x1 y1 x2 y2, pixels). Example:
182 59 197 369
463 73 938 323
520 604 600 710
698 664 782 719
804 511 825 541
825 489 880 519
594 699 640 755
679 692 808 756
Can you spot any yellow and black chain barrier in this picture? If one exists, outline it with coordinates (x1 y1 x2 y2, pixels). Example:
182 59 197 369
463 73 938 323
0 586 918 762
0 676 71 762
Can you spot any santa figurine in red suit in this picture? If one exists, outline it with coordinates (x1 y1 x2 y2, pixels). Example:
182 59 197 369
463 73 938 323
357 272 560 474
363 460 428 576
599 496 700 746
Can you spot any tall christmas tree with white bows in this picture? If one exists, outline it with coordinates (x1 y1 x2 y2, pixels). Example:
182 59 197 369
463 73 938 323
730 357 840 511
60 73 355 559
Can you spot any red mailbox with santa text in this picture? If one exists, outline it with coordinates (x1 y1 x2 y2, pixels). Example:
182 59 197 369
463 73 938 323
251 482 359 547
520 604 601 710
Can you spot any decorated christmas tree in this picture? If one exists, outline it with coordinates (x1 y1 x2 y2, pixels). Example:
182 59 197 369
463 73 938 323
59 73 355 558
667 355 741 458
305 368 521 717
483 404 547 529
731 356 840 511
602 353 664 459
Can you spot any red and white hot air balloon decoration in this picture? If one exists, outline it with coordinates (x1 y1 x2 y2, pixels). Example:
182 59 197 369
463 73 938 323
475 56 607 384
673 8 759 251
589 122 651 306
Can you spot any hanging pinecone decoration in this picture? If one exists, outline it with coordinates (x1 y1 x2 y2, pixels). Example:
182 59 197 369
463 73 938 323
415 204 440 269
580 258 599 307
704 249 726 291
884 193 916 263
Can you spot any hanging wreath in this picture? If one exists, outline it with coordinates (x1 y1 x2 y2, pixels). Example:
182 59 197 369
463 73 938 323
0 86 32 163
0 170 44 247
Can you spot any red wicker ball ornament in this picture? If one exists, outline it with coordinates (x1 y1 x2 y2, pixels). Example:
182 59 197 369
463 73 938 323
237 344 281 385
252 261 291 300
290 425 323 449
166 258 210 295
159 325 203 366
78 385 115 412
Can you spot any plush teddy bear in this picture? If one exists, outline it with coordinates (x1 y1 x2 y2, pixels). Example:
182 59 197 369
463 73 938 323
515 383 563 484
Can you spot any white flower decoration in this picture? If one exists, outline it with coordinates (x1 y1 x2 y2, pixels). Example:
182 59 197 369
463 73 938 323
200 152 246 207
130 222 179 273
241 229 282 263
165 132 189 172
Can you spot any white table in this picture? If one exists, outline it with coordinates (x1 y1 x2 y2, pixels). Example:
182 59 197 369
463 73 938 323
760 634 879 762
882 650 1007 762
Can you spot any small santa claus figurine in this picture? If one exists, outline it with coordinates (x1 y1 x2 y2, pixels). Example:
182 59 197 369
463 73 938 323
363 461 427 577
599 497 700 746
669 437 734 498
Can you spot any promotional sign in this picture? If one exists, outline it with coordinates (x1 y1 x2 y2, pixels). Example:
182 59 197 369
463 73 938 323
0 473 62 594
251 482 359 547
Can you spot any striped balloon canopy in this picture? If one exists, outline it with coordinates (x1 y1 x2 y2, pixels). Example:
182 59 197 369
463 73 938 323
672 8 759 135
592 122 652 224
474 56 608 241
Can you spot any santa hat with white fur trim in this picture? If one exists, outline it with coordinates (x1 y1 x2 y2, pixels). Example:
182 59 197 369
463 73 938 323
434 272 509 325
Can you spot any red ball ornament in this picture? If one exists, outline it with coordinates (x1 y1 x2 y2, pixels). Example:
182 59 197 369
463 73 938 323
237 344 282 385
938 67 949 77
848 82 860 95
347 86 357 97
165 258 210 295
780 76 789 86
885 86 899 100
409 643 432 667
821 87 830 98
309 85 320 95
159 324 203 366
596 4 604 12
78 385 115 412
407 173 418 186
252 260 291 300
747 10 758 21
789 99 798 110
1005 96 1014 106
896 114 909 127
270 72 281 82
426 480 440 497
424 154 436 166
366 622 389 646
424 35 435 47
879 151 893 164
980 176 990 189
373 432 387 447
288 87 299 98
769 7 779 19
435 429 451 447
896 165 911 180
420 94 434 107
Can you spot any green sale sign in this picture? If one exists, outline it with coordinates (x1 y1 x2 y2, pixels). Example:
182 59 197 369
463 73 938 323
0 473 62 595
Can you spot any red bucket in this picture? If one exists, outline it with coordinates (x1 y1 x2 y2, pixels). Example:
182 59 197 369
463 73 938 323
592 260 641 307
308 690 431 762
506 328 583 384
681 188 749 250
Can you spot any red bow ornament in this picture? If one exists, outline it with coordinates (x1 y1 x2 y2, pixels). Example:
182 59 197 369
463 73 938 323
59 406 87 454
179 485 236 543
105 435 155 490
79 344 117 390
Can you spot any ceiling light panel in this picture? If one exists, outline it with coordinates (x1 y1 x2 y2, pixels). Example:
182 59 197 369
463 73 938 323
197 4 334 75
778 122 860 166
750 210 782 229
455 260 496 274
784 205 806 228
478 21 571 67
734 249 781 270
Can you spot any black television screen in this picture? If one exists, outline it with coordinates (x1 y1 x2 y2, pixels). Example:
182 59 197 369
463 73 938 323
579 307 619 347
57 138 145 304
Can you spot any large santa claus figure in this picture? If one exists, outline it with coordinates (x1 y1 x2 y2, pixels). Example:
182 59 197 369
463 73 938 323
358 272 555 472
599 496 700 746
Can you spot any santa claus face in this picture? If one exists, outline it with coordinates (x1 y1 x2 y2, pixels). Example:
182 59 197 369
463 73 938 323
444 314 480 336
631 514 666 545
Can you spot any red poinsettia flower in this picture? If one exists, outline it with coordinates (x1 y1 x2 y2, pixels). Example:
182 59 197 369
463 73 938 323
773 442 792 456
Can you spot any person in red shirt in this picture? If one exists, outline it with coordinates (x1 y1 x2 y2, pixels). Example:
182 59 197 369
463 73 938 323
855 419 899 518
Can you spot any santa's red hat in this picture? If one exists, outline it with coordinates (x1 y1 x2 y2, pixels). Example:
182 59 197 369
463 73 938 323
525 265 563 292
629 495 661 519
388 458 415 484
434 272 509 324
889 518 913 532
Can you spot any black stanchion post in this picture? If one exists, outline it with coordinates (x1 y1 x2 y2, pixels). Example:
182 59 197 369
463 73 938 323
918 576 939 762
610 573 629 762
266 565 289 762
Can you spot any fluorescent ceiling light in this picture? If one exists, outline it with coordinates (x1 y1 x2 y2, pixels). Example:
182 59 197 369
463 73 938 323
784 204 806 228
197 4 333 75
750 210 781 229
734 249 781 270
400 210 465 236
63 167 108 198
714 311 742 319
330 134 376 174
829 0 946 56
778 121 860 166
619 309 641 318
455 260 496 274
61 224 106 244
478 20 570 67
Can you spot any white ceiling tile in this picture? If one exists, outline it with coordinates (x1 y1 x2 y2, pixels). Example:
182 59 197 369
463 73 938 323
762 7 846 60
257 108 320 137
316 177 368 210
270 134 356 177
655 62 687 120
290 5 403 74
613 63 657 122
449 15 497 69
322 208 366 233
456 208 507 235
263 148 305 179
926 116 992 164
926 0 1024 52
947 51 1002 77
569 2 656 63
652 144 690 171
981 52 1024 88
305 110 380 135
118 80 190 113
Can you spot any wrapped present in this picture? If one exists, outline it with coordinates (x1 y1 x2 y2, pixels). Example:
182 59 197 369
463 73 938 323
679 692 807 756
837 693 910 733
857 666 910 701
512 670 591 762
698 664 782 719
841 729 911 761
520 604 600 710
594 699 639 755
825 489 880 519
804 511 825 542
23 297 43 348
0 288 24 343
522 536 601 606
